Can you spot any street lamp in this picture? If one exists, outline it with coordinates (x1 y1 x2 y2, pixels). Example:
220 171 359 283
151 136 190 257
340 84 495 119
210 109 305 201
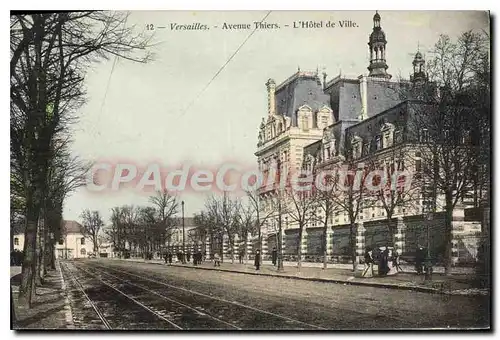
182 200 186 264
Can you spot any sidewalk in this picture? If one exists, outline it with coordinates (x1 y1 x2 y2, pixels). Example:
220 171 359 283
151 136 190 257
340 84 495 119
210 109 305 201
11 261 73 330
111 257 488 296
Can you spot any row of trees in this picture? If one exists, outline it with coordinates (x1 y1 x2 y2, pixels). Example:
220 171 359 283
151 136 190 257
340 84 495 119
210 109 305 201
192 192 267 264
102 191 180 257
10 12 152 307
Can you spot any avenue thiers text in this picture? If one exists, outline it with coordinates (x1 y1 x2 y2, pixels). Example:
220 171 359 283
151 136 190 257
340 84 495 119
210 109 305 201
165 20 358 31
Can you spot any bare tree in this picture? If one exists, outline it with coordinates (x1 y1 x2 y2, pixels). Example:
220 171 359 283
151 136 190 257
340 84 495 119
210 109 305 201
312 170 337 270
365 144 421 251
408 31 489 274
246 189 273 257
148 190 179 249
193 211 222 258
236 200 259 263
205 192 241 263
80 210 105 255
330 155 371 272
11 11 152 306
285 180 317 272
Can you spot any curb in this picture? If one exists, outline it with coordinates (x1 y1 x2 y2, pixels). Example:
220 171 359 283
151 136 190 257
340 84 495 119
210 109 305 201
57 260 75 329
108 258 476 295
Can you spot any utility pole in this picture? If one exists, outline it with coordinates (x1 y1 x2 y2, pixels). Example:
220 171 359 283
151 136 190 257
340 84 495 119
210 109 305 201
182 201 186 264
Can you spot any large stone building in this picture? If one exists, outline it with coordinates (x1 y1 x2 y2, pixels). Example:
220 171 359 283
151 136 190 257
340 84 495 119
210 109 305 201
255 12 482 265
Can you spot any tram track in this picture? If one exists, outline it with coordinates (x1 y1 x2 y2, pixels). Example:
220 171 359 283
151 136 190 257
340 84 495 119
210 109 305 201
82 261 327 330
62 261 182 330
61 261 111 329
74 262 241 330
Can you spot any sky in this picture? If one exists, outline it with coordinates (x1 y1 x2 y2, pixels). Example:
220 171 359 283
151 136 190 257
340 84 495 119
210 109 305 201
63 10 489 223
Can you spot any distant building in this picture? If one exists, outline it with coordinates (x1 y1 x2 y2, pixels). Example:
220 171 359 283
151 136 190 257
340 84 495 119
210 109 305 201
166 217 199 253
12 220 111 259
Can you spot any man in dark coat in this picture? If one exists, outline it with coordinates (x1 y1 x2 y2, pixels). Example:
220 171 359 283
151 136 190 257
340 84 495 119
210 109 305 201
168 252 173 264
238 250 244 264
271 247 278 266
254 249 261 270
415 245 425 274
378 246 389 276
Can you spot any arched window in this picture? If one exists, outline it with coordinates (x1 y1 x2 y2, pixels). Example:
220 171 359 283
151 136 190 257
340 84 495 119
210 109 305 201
80 248 86 255
80 237 85 245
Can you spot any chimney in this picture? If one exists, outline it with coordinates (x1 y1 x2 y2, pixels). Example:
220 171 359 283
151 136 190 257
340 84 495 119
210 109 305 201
266 78 276 115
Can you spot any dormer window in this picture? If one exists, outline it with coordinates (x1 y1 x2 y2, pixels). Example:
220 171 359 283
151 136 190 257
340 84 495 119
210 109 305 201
394 130 402 143
351 136 363 159
363 142 370 156
376 136 382 150
384 133 390 148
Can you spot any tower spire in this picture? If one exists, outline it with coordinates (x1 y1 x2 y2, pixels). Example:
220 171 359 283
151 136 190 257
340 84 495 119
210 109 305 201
411 45 427 84
367 11 391 79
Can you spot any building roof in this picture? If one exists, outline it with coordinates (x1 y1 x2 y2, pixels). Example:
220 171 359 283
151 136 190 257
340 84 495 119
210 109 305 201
171 217 196 230
12 219 84 236
274 71 331 126
63 220 84 234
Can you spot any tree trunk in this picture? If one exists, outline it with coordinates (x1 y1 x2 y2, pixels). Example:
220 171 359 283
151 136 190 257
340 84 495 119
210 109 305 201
349 223 356 272
39 224 49 281
36 223 44 286
322 222 328 270
257 211 262 256
244 233 249 265
444 207 453 276
297 227 303 272
43 228 51 274
387 216 396 249
18 209 39 307
230 236 235 264
49 239 56 270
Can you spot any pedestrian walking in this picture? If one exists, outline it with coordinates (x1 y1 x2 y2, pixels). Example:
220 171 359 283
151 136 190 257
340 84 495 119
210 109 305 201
238 250 244 264
362 247 374 277
214 253 221 267
377 246 388 276
393 252 402 272
186 252 191 263
415 245 424 274
254 249 261 271
271 247 278 266
168 252 173 265
163 253 168 264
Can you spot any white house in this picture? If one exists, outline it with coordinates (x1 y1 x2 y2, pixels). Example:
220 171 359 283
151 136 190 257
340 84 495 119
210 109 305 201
13 220 101 259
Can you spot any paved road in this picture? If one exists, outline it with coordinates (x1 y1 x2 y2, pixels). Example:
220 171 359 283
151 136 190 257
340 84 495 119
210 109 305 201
61 259 490 330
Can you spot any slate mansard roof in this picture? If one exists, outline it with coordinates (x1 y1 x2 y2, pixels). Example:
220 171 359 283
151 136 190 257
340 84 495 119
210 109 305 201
274 71 331 126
